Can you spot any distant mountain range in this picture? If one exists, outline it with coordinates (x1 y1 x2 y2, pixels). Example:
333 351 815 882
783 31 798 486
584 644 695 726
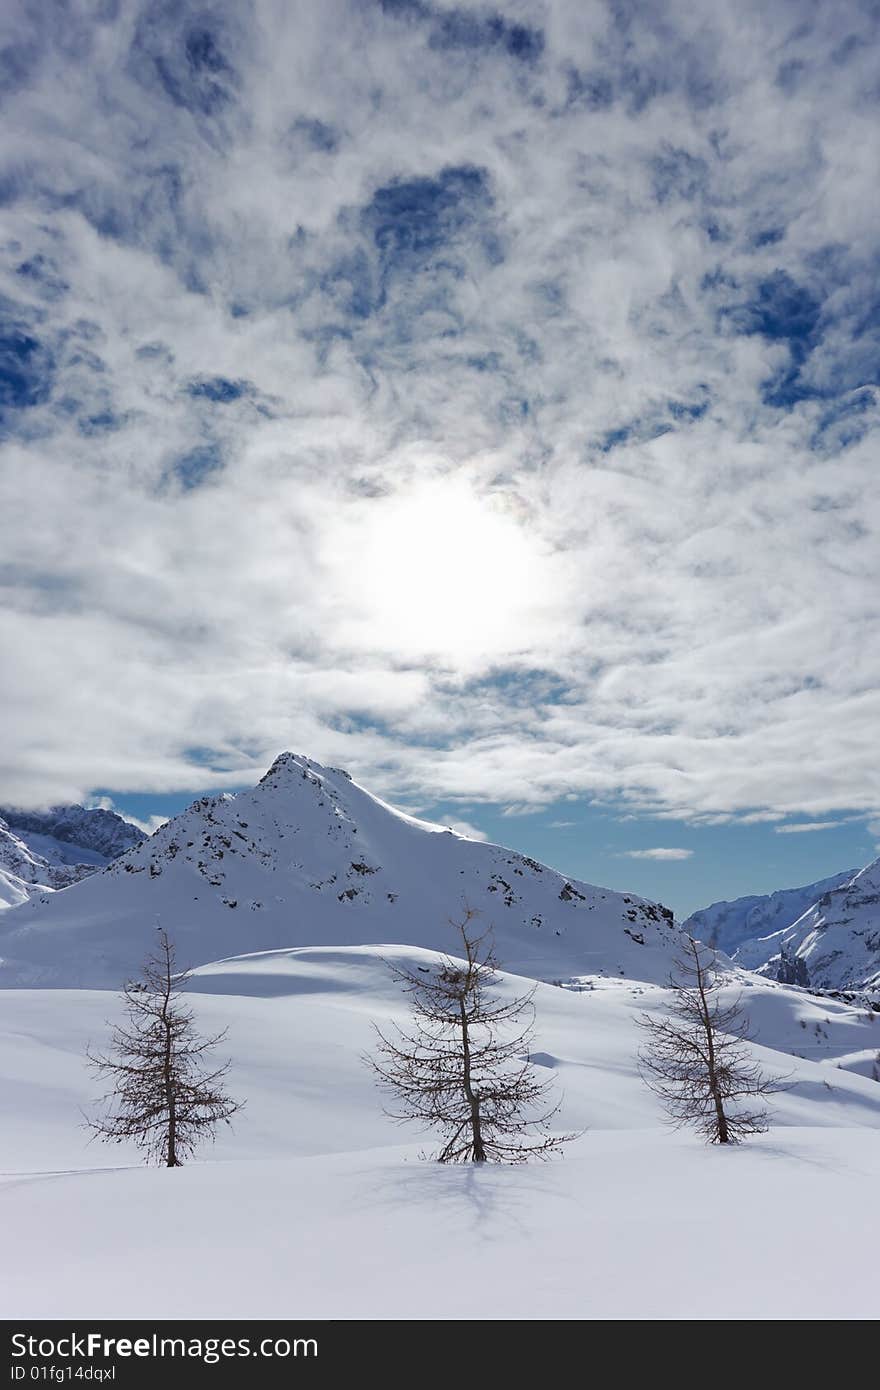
683 870 857 963
0 752 680 989
685 860 880 993
0 805 145 909
754 860 880 992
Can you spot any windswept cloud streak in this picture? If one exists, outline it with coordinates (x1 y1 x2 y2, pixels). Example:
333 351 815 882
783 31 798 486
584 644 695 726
0 0 878 822
774 822 841 835
621 848 694 862
444 819 489 842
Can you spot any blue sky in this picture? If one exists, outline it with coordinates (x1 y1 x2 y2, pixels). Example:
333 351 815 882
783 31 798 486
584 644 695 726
2 0 880 915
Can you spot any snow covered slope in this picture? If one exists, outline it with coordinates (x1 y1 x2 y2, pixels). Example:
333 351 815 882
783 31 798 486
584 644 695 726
2 943 879 1319
0 753 682 989
684 868 857 965
753 857 880 992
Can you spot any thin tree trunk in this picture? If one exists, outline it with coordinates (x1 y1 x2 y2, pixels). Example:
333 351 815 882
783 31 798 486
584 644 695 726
165 1031 178 1167
460 999 486 1162
695 953 729 1143
159 940 179 1167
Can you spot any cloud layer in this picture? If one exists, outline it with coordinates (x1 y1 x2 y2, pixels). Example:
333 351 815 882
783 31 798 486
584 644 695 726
1 0 879 822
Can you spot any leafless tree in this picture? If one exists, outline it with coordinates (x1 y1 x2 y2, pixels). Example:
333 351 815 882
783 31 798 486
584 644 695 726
87 928 242 1166
637 935 784 1144
368 909 575 1162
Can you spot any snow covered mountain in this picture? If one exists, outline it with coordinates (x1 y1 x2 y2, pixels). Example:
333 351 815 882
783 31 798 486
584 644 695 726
0 752 681 988
0 803 146 866
683 868 857 966
0 818 86 908
0 804 146 911
753 857 880 992
685 859 880 993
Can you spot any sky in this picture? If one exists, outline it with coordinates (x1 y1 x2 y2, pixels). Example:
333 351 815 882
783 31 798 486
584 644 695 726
1 0 879 917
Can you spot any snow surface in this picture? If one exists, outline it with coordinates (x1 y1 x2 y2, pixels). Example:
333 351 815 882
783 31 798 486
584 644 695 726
0 865 37 911
2 942 879 1319
4 1131 879 1321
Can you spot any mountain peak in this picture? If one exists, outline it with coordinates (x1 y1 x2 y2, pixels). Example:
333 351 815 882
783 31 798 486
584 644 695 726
258 751 352 787
0 753 681 988
260 750 311 779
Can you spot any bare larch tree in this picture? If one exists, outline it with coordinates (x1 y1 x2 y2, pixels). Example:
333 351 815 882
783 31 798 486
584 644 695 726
369 910 574 1162
88 928 241 1166
637 935 782 1144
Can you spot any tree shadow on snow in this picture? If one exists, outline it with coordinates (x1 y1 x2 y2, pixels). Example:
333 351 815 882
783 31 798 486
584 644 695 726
347 1153 574 1243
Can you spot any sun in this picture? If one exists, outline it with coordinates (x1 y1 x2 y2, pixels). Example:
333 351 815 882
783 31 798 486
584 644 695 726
330 476 557 664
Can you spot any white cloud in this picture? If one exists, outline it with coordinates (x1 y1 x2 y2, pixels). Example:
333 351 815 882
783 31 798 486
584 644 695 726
774 821 840 834
87 797 167 836
445 820 489 842
620 848 695 861
126 813 170 837
0 1 878 822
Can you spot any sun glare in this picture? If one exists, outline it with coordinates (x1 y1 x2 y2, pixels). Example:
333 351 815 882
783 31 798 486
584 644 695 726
335 478 555 663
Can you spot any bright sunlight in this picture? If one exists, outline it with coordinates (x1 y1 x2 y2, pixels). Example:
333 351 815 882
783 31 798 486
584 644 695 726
331 476 557 664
